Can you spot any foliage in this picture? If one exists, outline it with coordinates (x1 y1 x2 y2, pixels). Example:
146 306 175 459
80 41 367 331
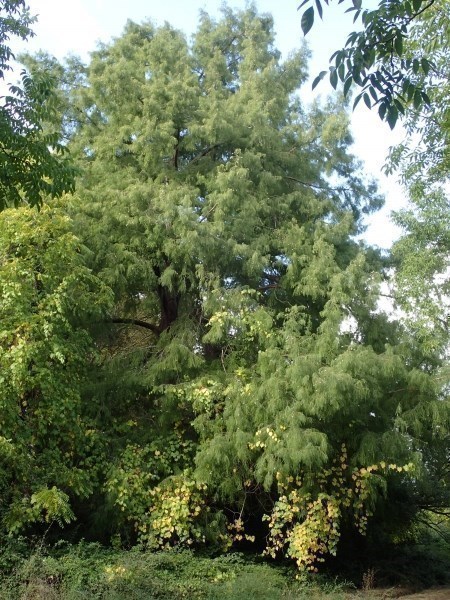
0 204 113 533
299 0 443 127
386 1 450 356
0 0 75 209
0 541 354 600
5 4 449 576
263 451 415 571
0 0 34 78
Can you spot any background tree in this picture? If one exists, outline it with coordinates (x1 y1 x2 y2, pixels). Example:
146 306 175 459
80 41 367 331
0 0 75 209
387 0 449 435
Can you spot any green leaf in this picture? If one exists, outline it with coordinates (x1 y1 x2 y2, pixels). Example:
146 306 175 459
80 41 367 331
421 91 431 106
386 105 398 129
394 34 403 56
301 7 315 35
312 71 327 90
343 76 353 97
421 58 430 75
330 68 338 89
413 89 422 109
393 99 405 115
353 92 363 109
315 0 323 20
378 102 387 120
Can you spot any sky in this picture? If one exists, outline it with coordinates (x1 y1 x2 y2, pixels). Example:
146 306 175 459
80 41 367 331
8 0 407 248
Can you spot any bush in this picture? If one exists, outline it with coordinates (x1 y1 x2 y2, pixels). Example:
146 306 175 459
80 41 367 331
0 542 355 599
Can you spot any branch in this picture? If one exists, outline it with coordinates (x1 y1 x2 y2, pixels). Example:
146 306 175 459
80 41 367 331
188 143 223 165
109 317 161 335
284 175 326 191
284 175 352 193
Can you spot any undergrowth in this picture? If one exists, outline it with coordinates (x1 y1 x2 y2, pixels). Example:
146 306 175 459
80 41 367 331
0 541 352 600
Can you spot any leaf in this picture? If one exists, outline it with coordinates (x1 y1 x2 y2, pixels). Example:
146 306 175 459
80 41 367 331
386 105 398 129
301 7 315 35
421 91 431 106
393 99 405 115
406 83 415 101
315 0 323 20
312 71 327 90
330 68 338 89
378 102 387 120
363 93 371 109
343 76 353 97
353 93 363 109
412 0 422 11
421 58 430 75
394 34 403 56
413 89 422 109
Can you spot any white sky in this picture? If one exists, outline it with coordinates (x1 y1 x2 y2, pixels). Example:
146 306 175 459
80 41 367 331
8 0 407 248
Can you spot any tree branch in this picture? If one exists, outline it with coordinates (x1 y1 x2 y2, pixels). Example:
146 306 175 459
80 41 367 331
109 317 161 335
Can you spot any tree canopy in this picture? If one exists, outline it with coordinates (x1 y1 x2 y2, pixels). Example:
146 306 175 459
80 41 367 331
1 5 448 575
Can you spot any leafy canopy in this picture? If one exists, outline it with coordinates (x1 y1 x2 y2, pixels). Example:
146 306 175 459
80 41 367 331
3 5 449 570
0 0 75 209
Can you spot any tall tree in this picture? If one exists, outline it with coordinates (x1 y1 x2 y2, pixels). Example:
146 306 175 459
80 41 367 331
14 7 449 567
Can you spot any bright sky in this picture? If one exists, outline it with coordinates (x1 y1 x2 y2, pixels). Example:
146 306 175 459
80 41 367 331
9 0 407 248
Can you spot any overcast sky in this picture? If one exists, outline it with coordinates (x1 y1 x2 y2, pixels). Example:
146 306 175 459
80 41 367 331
9 0 407 247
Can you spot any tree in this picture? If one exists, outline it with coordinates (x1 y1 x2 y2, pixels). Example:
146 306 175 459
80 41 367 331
299 0 445 128
0 0 75 209
0 203 112 532
13 6 449 569
387 0 450 358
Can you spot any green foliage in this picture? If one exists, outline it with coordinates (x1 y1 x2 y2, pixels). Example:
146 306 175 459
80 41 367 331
385 1 450 357
263 453 416 571
4 4 448 575
299 0 442 127
0 204 113 533
0 542 354 599
0 0 35 78
0 1 76 209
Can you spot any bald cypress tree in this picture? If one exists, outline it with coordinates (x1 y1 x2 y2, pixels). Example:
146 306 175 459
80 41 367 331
19 6 448 567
